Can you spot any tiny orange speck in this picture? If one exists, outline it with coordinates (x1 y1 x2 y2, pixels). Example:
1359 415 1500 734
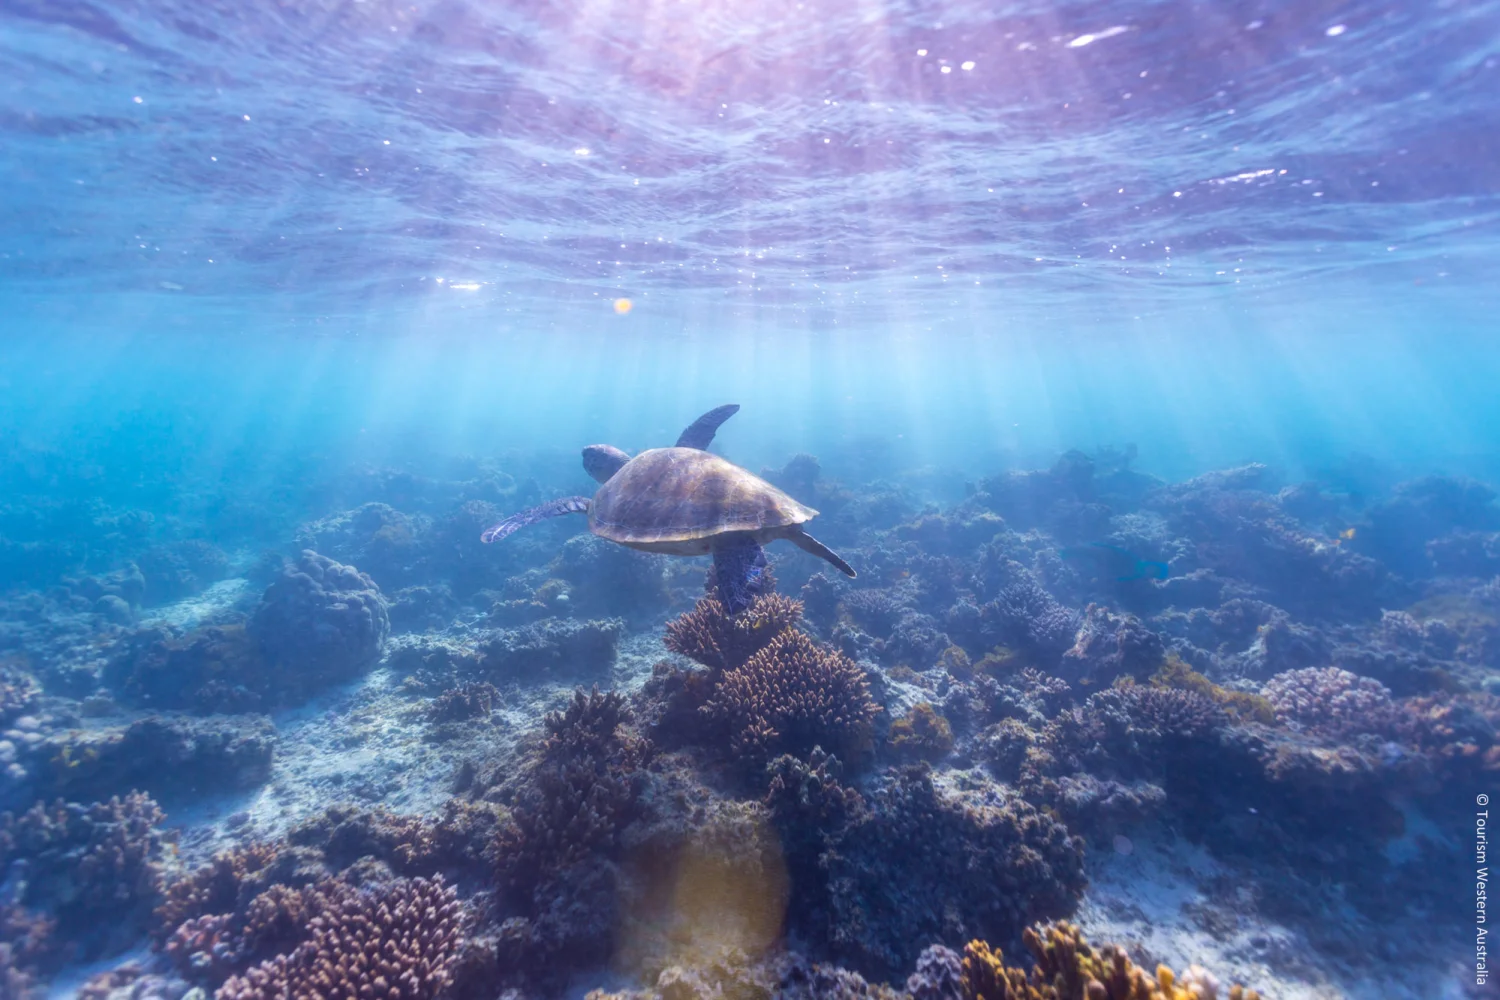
613 297 633 314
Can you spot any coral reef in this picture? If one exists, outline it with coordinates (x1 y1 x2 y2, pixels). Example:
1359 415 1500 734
704 628 879 764
489 688 650 975
0 792 166 959
0 665 38 729
135 540 231 606
553 533 669 621
978 581 1078 663
888 703 954 762
11 435 1500 998
816 767 1085 980
31 715 274 805
104 624 263 713
296 503 432 592
1059 605 1164 686
479 616 624 681
956 921 1261 1000
216 876 464 1000
429 681 501 723
665 591 805 673
155 841 282 945
1262 666 1401 738
1148 657 1274 724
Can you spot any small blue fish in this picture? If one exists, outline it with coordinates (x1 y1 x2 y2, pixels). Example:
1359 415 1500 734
1060 542 1170 582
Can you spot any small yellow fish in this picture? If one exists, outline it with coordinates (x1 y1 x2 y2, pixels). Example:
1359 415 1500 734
1340 527 1356 540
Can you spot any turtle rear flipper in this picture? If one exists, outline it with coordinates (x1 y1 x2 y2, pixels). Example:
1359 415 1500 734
786 527 856 577
676 404 740 449
712 534 769 614
481 496 591 544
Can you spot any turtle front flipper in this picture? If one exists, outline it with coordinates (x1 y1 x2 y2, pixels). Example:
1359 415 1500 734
676 404 740 449
712 534 769 614
481 496 591 544
785 527 857 577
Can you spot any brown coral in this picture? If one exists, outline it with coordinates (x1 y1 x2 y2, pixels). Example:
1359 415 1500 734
429 681 500 723
497 687 648 887
165 881 324 984
215 876 464 1000
665 591 804 672
155 841 281 943
703 628 879 762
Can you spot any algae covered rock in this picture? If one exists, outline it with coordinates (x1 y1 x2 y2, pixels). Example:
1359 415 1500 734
479 616 624 681
247 549 389 685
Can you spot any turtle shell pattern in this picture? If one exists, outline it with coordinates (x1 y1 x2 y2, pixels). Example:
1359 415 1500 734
589 447 816 544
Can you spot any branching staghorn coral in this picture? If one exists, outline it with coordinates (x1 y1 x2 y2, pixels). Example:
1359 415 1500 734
155 841 281 944
215 876 464 1000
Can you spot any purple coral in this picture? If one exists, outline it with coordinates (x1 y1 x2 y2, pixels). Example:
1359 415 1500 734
248 550 389 687
1263 667 1400 738
815 766 1085 980
840 588 908 638
0 792 166 956
979 580 1078 661
906 944 965 1000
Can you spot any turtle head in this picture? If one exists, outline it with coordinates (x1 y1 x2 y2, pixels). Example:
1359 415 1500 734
582 444 631 484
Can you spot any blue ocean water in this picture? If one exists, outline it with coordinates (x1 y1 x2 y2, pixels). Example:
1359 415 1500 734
3 0 1500 997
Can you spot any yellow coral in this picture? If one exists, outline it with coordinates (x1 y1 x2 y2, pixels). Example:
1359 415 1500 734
938 645 973 680
889 703 954 761
1150 656 1274 725
958 922 1259 1000
976 646 1023 676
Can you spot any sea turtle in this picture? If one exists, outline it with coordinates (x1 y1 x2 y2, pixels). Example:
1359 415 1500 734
481 404 856 612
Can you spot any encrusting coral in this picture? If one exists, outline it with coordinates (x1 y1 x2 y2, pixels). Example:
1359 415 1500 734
955 921 1260 1000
